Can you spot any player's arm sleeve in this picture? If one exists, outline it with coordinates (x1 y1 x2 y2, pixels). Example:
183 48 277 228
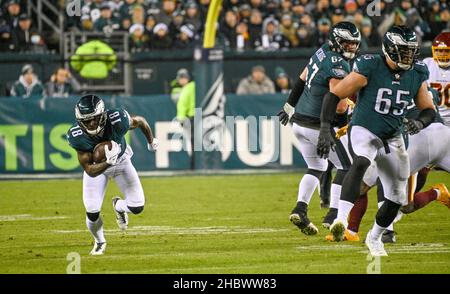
286 78 305 107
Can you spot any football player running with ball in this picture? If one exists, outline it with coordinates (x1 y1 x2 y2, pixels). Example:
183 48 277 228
278 22 360 235
317 26 437 256
66 94 159 255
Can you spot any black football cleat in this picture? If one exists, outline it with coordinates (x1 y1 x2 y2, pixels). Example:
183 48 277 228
322 208 338 229
381 230 396 243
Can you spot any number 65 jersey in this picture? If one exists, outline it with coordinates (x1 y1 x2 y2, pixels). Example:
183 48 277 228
66 108 131 158
423 57 450 126
351 54 429 140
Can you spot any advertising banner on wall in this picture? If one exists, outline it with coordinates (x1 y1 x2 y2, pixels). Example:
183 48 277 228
0 95 306 174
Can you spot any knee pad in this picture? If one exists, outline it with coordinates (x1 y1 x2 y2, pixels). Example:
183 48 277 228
86 212 100 222
306 168 324 179
128 205 144 215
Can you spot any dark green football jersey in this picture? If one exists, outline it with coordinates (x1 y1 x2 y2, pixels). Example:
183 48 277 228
297 44 351 119
351 54 429 139
66 108 131 158
405 87 443 123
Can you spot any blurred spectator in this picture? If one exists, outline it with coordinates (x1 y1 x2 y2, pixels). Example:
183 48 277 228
3 0 21 29
120 17 132 32
274 67 292 94
184 1 202 32
46 68 80 98
292 1 306 22
151 23 172 49
316 17 331 47
119 0 137 20
250 0 266 15
221 9 238 48
14 14 46 53
81 0 104 24
427 1 450 39
173 23 197 49
169 9 185 38
80 15 94 31
360 17 380 49
236 65 275 95
254 17 290 51
296 24 316 48
239 4 252 22
0 20 16 51
145 15 157 35
279 0 293 16
235 21 253 50
94 3 120 33
223 0 241 12
155 0 177 26
129 23 150 52
131 4 146 25
314 0 330 21
330 0 344 11
344 0 358 16
330 9 345 25
170 68 190 104
280 14 299 47
10 64 45 98
248 9 263 45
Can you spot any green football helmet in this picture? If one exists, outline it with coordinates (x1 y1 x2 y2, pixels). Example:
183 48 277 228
328 21 361 60
75 94 107 136
382 26 420 71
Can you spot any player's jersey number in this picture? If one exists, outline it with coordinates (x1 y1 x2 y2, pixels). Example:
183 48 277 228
70 126 83 137
430 82 450 107
305 58 319 89
109 111 122 125
374 88 410 116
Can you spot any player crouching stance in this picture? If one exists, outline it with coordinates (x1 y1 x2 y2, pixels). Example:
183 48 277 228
67 94 159 255
317 26 437 256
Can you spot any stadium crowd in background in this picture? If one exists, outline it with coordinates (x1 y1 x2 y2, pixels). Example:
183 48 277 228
1 0 449 53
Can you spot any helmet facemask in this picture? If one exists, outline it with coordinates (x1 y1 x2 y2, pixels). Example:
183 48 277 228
336 37 360 60
432 47 450 69
383 31 419 71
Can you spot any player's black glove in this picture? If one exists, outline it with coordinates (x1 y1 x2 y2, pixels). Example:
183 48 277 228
278 103 295 126
317 123 335 159
403 118 424 135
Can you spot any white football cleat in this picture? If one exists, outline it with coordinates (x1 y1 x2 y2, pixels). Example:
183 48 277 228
112 196 128 231
89 242 106 255
365 230 388 257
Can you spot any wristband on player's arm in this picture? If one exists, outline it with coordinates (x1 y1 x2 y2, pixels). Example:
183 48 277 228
286 78 306 107
320 91 341 124
417 108 436 128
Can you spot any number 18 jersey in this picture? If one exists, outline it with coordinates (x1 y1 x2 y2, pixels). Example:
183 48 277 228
66 108 131 157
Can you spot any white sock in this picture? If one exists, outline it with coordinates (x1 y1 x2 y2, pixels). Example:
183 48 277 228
378 201 394 231
86 216 106 244
115 199 131 213
330 184 341 209
370 221 386 241
434 188 441 198
336 200 354 227
297 174 320 204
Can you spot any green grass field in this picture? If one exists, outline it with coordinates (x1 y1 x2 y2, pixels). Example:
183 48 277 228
1 172 450 274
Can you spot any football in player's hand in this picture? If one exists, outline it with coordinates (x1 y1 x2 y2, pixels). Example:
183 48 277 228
92 141 112 163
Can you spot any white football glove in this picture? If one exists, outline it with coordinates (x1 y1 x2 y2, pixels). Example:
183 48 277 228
105 141 120 166
147 138 159 151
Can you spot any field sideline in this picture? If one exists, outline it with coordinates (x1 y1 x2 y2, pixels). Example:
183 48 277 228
1 172 449 274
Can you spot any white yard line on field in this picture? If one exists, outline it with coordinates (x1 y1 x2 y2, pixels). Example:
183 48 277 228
0 214 68 221
52 225 288 235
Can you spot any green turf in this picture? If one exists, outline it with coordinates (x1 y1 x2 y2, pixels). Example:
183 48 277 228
1 172 450 274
